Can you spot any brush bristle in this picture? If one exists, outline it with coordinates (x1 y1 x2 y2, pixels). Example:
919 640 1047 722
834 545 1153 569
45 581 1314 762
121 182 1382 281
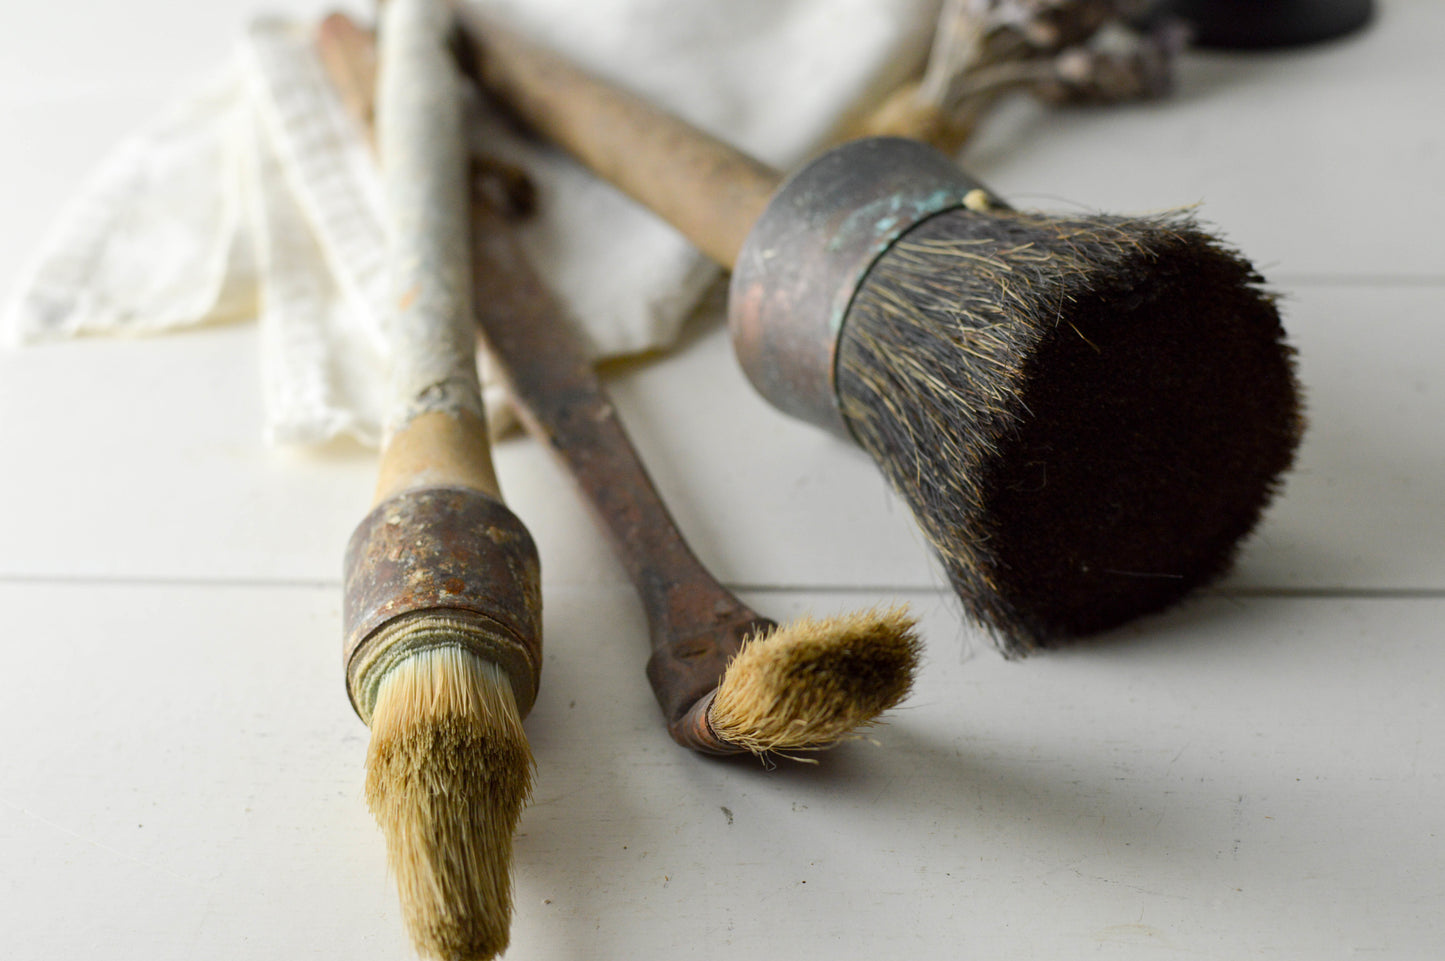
836 209 1303 654
708 605 922 754
365 647 535 961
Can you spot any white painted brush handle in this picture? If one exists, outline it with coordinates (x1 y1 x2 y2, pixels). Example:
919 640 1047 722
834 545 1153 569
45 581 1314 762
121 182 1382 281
378 0 481 435
372 0 500 502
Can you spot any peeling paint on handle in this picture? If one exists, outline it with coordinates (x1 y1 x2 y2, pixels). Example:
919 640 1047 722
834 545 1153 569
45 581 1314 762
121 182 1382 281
377 0 483 438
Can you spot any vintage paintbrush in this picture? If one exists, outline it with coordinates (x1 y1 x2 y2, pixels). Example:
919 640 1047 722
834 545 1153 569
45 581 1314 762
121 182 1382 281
340 1 538 957
455 11 1303 655
468 191 920 757
317 12 920 758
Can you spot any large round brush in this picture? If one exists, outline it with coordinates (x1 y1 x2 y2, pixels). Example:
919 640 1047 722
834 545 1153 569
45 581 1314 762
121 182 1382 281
456 13 1303 655
315 11 920 759
341 1 538 957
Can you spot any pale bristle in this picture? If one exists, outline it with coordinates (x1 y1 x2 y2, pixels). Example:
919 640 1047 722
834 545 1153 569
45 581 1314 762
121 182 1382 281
708 605 922 755
365 647 535 961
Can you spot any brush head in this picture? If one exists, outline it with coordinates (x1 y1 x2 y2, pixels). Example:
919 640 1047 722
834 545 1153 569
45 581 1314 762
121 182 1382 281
365 646 535 961
835 207 1303 653
708 605 922 755
729 138 1302 652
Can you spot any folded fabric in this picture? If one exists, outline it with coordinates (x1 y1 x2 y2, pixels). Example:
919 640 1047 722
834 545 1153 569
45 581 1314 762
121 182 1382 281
2 0 940 446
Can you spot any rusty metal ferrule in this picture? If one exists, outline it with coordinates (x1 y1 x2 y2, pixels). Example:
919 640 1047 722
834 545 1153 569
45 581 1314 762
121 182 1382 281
668 690 732 756
343 487 542 724
728 136 1002 438
644 611 776 755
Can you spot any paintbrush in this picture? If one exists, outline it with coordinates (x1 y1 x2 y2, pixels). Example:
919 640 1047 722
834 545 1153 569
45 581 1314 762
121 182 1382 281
316 12 920 758
454 11 1303 655
853 0 1187 153
340 0 537 957
468 189 920 757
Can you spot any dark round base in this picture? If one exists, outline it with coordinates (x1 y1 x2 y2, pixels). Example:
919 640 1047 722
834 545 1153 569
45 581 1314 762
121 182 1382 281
1158 0 1374 49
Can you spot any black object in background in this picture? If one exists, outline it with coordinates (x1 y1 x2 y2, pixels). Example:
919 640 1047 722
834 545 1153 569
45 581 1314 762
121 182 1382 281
1156 0 1374 48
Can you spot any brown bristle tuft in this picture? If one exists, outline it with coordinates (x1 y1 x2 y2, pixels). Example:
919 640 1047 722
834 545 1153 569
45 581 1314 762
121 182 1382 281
708 605 922 754
837 209 1303 654
365 648 535 961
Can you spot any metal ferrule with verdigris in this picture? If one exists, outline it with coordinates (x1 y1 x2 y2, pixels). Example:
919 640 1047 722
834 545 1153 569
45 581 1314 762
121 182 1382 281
728 136 1003 439
342 487 543 724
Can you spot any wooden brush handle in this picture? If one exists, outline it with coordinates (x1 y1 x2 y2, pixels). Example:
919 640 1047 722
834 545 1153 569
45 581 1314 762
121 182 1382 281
342 0 541 724
471 208 768 618
372 0 498 504
372 408 499 502
317 14 502 503
454 9 778 269
469 208 777 741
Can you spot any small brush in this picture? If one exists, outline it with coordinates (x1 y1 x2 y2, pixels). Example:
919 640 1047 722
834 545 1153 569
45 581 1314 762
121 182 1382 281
467 196 921 757
456 12 1303 655
340 1 538 957
316 12 921 758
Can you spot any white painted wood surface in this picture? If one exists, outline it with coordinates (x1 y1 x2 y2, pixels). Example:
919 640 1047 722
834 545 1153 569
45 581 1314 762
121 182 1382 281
1 2 1441 959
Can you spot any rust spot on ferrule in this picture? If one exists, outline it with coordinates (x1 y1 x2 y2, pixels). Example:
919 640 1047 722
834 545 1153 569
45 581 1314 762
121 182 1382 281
728 137 1003 438
343 487 542 723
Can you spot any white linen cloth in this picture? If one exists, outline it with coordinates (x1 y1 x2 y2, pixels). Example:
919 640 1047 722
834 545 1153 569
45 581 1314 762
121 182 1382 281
2 0 940 446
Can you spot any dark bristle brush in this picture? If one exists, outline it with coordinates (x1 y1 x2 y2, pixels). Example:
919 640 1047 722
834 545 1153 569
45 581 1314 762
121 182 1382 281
455 12 1304 655
317 12 922 758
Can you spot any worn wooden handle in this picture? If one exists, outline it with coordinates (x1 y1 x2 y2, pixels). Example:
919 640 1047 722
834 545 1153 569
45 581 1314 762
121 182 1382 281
468 206 774 750
454 9 779 269
367 5 500 504
373 408 499 502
